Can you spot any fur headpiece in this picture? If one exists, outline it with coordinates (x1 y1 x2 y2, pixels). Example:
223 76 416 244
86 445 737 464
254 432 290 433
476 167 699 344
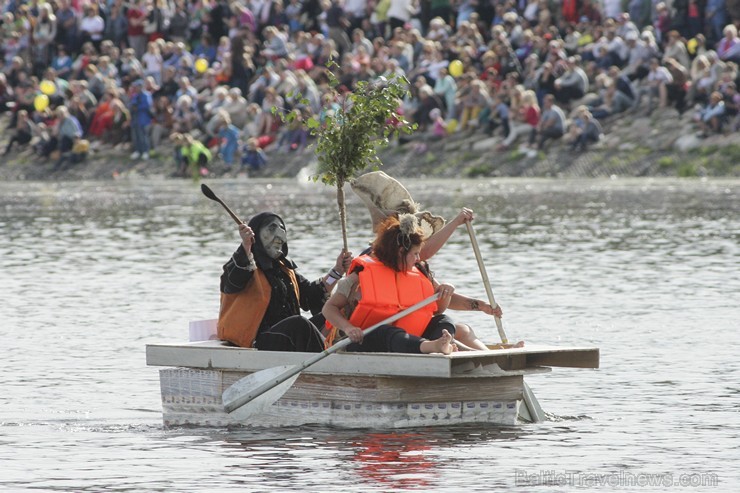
351 171 446 240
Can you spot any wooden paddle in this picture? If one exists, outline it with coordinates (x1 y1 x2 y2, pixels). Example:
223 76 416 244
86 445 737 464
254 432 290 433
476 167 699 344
464 221 546 422
222 293 441 421
201 184 243 225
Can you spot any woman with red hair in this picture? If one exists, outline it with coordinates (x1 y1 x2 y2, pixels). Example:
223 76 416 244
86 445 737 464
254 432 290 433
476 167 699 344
323 214 457 354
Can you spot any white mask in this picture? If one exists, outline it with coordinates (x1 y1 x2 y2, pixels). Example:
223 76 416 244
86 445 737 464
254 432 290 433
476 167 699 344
259 218 287 259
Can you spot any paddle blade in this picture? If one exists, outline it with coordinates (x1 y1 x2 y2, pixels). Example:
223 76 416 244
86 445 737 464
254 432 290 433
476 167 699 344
222 365 300 422
201 184 218 201
522 382 545 423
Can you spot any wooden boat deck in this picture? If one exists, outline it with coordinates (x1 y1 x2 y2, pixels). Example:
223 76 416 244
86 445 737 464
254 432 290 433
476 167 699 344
146 340 599 378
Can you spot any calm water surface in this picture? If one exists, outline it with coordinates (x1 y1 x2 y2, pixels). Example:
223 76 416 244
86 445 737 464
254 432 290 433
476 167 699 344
1 178 738 492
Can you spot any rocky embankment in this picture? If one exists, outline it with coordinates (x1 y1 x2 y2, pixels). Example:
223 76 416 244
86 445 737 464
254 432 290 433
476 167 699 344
0 108 738 182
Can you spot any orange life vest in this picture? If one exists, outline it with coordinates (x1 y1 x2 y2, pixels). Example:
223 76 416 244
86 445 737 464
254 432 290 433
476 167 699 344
348 255 437 337
217 263 300 348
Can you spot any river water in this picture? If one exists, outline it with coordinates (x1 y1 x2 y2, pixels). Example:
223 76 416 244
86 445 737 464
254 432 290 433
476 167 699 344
1 177 737 492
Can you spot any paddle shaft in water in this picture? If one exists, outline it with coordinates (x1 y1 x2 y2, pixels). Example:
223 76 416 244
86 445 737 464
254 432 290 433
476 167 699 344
224 292 441 415
465 221 546 422
201 184 243 225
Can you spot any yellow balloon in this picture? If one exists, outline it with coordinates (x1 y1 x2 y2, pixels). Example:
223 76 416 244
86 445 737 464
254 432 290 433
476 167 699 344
687 38 698 55
195 58 209 74
446 118 458 134
34 94 49 112
40 80 56 96
448 59 464 77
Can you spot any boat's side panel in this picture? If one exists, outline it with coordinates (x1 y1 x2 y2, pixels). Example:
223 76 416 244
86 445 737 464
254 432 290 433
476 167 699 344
147 343 454 377
146 342 600 377
159 368 522 428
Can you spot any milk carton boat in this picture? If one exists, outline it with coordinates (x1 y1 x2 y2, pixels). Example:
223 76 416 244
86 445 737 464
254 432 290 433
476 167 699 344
146 320 599 428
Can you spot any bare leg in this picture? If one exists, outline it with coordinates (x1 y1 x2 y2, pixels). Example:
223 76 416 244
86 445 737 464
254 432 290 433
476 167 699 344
454 323 489 351
420 329 456 355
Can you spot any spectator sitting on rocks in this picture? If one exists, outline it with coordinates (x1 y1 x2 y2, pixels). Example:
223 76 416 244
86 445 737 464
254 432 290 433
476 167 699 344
458 79 490 131
88 90 117 138
530 94 566 150
726 83 740 132
716 24 740 64
664 57 690 115
276 108 309 153
150 95 174 148
172 131 212 177
50 105 84 170
694 91 726 137
241 136 268 171
635 57 673 114
554 56 589 107
662 31 691 70
106 99 132 146
172 94 201 133
569 107 603 152
254 87 283 142
3 109 35 155
498 89 539 150
620 30 652 82
203 86 229 121
485 90 510 138
224 88 249 129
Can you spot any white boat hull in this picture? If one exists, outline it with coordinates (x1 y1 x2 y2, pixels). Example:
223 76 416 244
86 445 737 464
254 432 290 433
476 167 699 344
147 336 599 429
160 368 521 428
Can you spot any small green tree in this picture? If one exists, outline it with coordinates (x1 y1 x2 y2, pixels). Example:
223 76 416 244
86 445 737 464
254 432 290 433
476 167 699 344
280 67 415 251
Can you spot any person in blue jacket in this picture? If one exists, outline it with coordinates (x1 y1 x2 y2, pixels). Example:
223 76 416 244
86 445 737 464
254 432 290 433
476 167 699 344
129 79 153 160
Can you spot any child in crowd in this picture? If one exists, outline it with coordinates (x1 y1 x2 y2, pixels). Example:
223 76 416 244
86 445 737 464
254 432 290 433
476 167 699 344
430 108 449 138
172 132 212 177
240 137 268 171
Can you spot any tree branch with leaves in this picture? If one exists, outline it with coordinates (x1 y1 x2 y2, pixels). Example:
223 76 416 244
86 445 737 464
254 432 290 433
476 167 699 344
279 66 416 251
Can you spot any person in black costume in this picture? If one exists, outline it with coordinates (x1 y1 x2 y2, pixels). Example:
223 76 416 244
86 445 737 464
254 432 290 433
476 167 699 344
218 212 352 352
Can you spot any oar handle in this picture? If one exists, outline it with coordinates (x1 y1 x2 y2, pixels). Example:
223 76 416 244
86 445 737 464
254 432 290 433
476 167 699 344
224 293 441 414
465 221 509 344
323 292 441 356
201 184 243 225
296 293 441 374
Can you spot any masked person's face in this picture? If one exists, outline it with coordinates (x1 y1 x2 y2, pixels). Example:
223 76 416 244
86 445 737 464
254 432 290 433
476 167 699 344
259 218 287 259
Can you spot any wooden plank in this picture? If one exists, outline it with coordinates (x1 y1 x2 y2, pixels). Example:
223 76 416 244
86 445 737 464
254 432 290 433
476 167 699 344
216 370 523 403
146 342 600 378
146 342 453 377
448 345 600 369
526 348 600 368
243 373 522 403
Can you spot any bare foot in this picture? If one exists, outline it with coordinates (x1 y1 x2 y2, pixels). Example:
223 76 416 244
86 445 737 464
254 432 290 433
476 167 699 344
489 341 525 350
421 329 455 355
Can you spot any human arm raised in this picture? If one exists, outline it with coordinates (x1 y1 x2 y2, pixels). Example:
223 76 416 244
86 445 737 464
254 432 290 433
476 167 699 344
420 207 474 260
322 249 353 292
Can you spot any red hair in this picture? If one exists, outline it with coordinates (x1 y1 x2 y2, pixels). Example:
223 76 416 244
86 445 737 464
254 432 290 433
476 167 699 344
372 215 424 272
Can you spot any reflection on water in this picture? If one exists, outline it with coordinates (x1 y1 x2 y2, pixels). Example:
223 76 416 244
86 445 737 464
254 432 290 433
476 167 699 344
0 178 738 491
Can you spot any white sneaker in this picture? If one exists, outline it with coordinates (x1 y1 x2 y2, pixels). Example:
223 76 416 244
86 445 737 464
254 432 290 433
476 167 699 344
130 152 140 160
142 152 149 160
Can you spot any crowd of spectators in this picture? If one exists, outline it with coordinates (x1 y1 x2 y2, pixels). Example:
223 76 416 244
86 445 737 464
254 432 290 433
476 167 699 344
0 0 738 174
